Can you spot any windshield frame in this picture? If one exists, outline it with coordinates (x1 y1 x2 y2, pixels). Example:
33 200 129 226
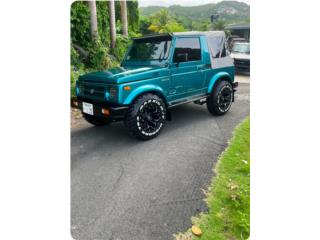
122 35 173 66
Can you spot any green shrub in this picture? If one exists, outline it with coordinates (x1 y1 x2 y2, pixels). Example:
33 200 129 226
71 45 83 68
71 1 91 49
139 16 153 35
113 34 131 62
71 66 85 98
88 40 115 70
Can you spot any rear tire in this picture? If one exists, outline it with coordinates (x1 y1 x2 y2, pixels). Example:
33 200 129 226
124 93 166 140
82 113 109 126
207 80 233 116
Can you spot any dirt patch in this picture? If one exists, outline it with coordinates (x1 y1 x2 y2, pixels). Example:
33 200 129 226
71 107 87 129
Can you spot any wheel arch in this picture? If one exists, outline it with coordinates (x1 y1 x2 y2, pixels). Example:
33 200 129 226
123 85 168 107
207 72 233 94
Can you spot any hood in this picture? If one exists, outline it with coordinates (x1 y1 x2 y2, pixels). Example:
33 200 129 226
230 52 250 60
79 65 165 84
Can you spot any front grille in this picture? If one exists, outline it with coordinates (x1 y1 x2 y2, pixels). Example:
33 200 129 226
78 82 107 99
83 86 105 98
234 59 250 67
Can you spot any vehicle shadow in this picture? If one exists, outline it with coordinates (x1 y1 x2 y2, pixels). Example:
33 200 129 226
70 100 246 171
71 103 213 144
71 103 221 169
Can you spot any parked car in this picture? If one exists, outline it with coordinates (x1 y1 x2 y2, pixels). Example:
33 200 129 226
228 36 247 50
74 31 237 140
230 42 250 73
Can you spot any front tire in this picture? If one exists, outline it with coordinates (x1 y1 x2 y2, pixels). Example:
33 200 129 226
207 80 233 116
124 94 166 140
82 113 109 126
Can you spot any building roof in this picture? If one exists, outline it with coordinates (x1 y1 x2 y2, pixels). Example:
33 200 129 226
226 24 250 30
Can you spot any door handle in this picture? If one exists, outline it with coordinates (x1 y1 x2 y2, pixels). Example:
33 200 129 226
197 65 205 70
197 64 211 70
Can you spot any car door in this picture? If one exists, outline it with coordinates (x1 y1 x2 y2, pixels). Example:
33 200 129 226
168 37 205 102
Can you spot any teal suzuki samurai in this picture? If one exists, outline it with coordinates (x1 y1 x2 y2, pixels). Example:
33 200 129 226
74 31 238 140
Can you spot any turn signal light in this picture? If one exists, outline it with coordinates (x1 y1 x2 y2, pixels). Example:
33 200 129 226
101 108 110 116
123 86 131 91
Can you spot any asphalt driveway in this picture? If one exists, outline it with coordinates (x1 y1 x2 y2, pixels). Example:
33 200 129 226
71 75 250 240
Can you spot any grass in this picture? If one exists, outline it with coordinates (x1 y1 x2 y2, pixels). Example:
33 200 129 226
175 117 250 240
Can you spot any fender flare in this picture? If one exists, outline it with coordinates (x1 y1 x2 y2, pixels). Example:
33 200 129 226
207 72 232 94
123 84 166 105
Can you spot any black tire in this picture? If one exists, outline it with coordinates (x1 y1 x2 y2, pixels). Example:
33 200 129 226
124 93 166 140
82 113 109 126
207 80 233 116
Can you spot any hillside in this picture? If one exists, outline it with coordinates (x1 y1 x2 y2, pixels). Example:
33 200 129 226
139 1 250 24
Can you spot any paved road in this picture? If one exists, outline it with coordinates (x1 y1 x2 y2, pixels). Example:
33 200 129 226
71 76 250 240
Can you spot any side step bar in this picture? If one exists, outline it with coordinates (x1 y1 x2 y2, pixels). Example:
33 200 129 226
168 94 209 108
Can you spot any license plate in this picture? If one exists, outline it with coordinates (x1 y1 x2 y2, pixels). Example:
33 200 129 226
82 102 93 115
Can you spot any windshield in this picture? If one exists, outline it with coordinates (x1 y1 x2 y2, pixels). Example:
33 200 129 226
232 43 250 54
126 37 172 62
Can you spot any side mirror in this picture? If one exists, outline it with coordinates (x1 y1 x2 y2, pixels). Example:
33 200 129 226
174 53 188 67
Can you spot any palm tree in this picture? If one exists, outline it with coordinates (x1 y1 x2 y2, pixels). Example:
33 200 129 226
120 0 128 36
88 1 98 40
148 9 184 33
213 20 226 31
149 9 171 33
109 0 116 48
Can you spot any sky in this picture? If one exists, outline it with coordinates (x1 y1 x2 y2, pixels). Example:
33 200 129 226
138 0 250 7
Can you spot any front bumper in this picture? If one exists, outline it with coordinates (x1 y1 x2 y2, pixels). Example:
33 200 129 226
234 59 250 72
72 98 128 122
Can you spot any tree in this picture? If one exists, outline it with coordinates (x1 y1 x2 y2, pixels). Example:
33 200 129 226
213 20 226 31
109 0 116 48
71 1 91 49
139 16 153 35
127 0 139 32
88 1 98 40
120 0 128 36
148 9 185 33
191 20 211 31
150 9 170 31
